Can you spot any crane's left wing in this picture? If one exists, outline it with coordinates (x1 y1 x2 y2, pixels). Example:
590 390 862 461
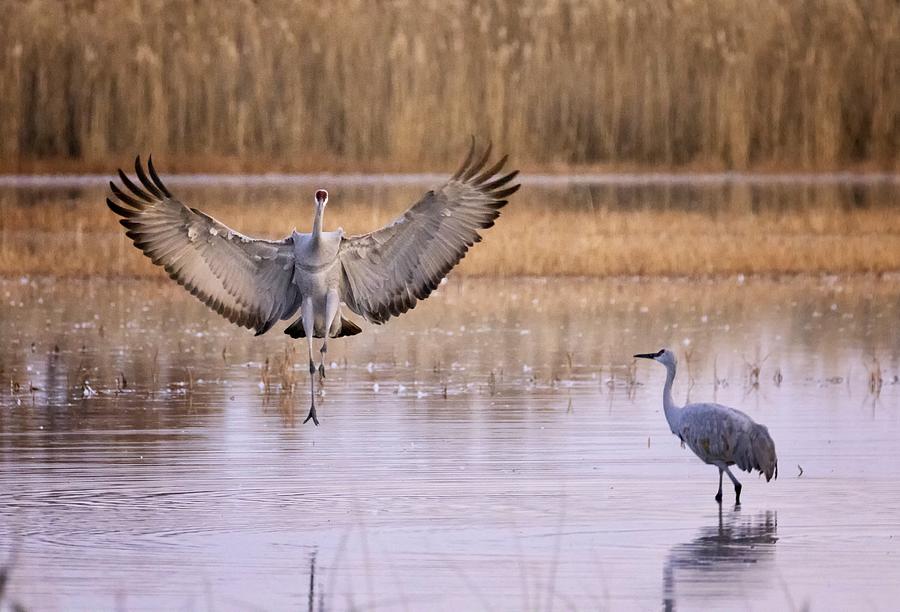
106 157 300 335
337 141 519 324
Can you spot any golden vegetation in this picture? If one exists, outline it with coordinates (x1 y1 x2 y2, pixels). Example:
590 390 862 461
1 0 897 173
1 182 898 277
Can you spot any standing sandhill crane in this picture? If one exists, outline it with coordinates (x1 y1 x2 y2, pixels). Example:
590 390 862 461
634 349 777 504
107 141 519 425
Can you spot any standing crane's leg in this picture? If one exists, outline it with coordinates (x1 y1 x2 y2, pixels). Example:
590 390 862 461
319 290 340 380
715 468 724 504
724 466 742 505
301 299 319 426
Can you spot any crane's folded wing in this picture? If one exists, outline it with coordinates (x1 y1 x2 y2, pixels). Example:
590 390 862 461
107 157 300 335
679 403 777 480
337 141 519 324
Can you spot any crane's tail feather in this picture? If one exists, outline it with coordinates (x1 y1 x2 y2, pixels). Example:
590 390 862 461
338 318 362 337
284 317 362 339
750 424 778 482
283 319 304 338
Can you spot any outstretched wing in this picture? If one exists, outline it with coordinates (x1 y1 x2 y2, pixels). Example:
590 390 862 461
338 140 519 324
106 157 300 335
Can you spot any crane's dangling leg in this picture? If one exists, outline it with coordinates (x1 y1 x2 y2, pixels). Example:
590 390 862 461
724 466 742 505
319 291 340 380
301 299 319 426
715 468 724 504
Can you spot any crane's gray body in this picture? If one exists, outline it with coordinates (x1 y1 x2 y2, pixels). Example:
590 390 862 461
671 402 770 473
636 349 777 504
291 228 345 338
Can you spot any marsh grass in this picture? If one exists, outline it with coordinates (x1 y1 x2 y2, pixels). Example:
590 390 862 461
2 184 899 277
1 0 896 172
866 356 883 397
772 367 783 387
744 350 768 389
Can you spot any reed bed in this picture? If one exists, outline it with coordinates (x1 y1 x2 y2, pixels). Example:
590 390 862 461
1 184 898 277
1 0 897 173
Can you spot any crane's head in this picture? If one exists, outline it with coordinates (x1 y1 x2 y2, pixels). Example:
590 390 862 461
315 189 329 208
634 348 676 368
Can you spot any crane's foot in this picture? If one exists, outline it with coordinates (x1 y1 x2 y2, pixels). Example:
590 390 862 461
303 403 320 426
715 491 723 504
734 483 742 505
305 357 320 425
318 363 326 380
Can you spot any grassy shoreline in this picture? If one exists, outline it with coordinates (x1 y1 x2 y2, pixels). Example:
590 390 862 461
2 198 897 278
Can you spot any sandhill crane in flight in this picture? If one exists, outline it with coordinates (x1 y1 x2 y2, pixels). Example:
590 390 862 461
107 141 519 425
634 349 777 504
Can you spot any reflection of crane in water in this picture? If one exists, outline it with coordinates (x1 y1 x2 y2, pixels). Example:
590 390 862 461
635 349 777 504
107 141 519 426
663 509 778 612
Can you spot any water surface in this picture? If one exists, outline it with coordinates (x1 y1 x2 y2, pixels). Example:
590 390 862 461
1 273 899 610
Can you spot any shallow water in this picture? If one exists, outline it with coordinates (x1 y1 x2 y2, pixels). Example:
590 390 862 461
1 273 899 610
3 169 898 212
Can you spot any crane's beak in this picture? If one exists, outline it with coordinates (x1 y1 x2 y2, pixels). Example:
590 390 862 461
634 349 664 360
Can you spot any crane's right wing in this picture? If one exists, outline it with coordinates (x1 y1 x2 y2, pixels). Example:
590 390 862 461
106 157 300 335
679 403 777 480
337 140 519 324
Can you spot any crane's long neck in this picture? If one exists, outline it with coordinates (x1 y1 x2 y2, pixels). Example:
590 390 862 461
311 203 324 239
662 362 681 433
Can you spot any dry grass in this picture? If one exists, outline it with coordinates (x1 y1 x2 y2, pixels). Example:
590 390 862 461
0 0 897 173
1 182 898 277
866 356 884 396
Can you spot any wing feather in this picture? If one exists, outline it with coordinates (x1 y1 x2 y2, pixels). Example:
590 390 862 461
147 156 174 197
337 141 519 324
678 403 777 480
107 156 300 335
